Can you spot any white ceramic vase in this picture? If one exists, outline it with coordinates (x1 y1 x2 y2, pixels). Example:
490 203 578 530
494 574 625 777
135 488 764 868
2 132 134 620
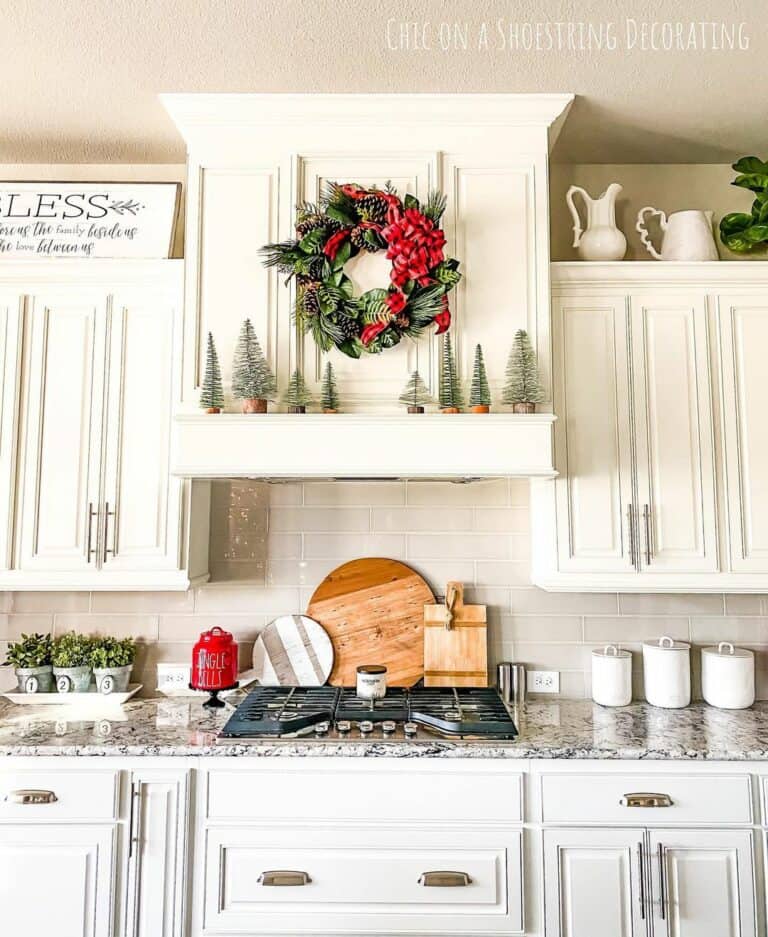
566 183 627 261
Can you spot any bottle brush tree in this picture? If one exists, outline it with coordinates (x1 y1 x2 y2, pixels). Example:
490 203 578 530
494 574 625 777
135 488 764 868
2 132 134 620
231 318 276 412
320 361 340 412
282 368 314 413
502 329 545 412
398 369 434 413
200 332 224 413
438 332 464 412
469 344 491 412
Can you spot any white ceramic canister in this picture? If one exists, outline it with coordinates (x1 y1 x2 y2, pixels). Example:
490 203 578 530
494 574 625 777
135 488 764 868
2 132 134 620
701 642 755 710
642 635 691 708
591 645 632 707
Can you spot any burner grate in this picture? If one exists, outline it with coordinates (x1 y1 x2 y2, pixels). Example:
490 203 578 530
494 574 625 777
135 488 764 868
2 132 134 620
220 686 340 737
335 687 408 722
408 687 518 738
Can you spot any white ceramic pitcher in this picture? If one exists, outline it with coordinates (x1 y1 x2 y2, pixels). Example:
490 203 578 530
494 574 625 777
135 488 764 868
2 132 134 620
566 182 627 261
636 208 718 261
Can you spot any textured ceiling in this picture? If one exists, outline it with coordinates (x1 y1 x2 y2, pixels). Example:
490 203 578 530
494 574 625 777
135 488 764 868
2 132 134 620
3 0 767 164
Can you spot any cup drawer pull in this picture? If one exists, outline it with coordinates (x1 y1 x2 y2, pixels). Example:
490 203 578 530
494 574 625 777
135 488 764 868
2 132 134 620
620 792 673 808
419 870 472 887
258 870 311 887
5 789 58 805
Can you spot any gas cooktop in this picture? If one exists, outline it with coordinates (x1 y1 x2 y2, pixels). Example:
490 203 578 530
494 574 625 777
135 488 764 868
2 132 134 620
218 685 518 741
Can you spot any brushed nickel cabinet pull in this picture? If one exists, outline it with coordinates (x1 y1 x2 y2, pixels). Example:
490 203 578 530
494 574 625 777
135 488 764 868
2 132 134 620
637 842 645 919
86 503 96 562
418 871 472 887
258 870 311 887
643 503 652 565
627 503 636 569
103 502 116 563
621 792 673 808
657 842 667 920
5 789 58 805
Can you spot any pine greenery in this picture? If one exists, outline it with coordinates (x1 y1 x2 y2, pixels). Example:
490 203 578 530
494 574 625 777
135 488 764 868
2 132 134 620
469 344 491 407
231 319 276 400
502 330 545 405
199 332 224 410
321 361 340 411
439 332 464 409
282 369 314 409
398 370 434 408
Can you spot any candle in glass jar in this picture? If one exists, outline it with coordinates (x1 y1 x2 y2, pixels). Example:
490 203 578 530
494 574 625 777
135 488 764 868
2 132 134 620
356 664 387 700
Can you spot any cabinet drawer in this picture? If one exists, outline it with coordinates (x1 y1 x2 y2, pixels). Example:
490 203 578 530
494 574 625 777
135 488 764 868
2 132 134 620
0 769 118 820
206 765 522 824
204 825 522 935
542 772 752 825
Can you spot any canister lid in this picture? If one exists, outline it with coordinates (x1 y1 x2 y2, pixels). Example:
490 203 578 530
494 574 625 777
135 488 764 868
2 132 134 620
642 635 690 651
592 644 631 659
701 641 753 660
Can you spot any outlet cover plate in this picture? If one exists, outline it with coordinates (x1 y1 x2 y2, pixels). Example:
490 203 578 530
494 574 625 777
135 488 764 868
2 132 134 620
530 670 560 694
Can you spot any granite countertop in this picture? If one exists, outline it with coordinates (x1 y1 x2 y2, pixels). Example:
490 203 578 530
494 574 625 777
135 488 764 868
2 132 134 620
1 695 768 759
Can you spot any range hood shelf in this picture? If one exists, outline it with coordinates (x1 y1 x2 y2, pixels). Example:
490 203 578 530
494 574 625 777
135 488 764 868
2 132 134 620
172 413 557 479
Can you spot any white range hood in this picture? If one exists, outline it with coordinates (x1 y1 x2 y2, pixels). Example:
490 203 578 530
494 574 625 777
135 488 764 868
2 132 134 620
164 93 572 479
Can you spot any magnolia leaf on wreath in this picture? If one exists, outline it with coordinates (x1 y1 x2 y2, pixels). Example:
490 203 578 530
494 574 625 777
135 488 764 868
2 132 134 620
332 240 352 269
299 228 327 253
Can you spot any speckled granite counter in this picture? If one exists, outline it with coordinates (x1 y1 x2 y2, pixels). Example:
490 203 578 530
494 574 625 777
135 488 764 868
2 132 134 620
1 695 768 759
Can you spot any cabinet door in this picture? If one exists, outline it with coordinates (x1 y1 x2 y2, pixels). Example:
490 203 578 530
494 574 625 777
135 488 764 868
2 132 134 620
718 295 768 572
101 292 182 572
543 828 647 937
552 295 636 573
0 293 23 569
17 292 105 572
649 829 755 937
0 823 115 937
631 294 718 573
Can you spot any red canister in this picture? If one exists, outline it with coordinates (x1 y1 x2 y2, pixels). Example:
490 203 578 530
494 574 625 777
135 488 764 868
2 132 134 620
190 626 239 707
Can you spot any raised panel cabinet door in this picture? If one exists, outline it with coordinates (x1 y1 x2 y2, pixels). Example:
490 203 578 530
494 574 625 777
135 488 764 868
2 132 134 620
17 292 105 571
552 295 636 573
101 293 182 571
0 823 115 937
0 293 23 569
543 828 647 937
718 295 768 572
631 294 718 573
648 830 755 937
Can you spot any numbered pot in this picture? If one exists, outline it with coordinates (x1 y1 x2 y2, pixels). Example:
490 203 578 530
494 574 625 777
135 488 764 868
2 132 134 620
701 642 755 710
642 636 691 709
14 665 54 694
93 665 133 695
53 665 92 693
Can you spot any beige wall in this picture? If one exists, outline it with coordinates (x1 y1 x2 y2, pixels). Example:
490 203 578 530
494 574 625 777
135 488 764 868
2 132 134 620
550 163 759 261
2 480 767 701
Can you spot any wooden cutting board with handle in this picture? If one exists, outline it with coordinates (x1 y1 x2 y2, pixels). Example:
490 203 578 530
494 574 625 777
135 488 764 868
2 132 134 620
424 582 488 687
307 558 434 687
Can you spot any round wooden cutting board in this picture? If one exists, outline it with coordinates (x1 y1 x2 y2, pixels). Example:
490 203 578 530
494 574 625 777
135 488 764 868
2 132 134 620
252 615 334 686
307 558 435 687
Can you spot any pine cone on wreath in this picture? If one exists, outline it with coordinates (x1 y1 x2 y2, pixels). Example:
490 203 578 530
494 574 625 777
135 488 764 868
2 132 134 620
358 193 388 225
336 314 360 340
301 284 321 317
350 225 378 253
296 214 325 237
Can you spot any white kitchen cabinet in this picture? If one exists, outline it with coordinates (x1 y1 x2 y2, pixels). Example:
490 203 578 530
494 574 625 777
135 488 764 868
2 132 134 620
0 290 23 570
0 823 116 937
533 262 768 592
649 829 755 937
543 828 646 937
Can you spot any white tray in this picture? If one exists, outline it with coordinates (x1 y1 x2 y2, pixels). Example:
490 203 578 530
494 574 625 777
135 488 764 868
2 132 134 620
2 683 143 705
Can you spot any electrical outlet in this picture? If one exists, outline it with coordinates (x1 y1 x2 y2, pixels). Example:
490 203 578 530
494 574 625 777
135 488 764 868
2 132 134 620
530 670 560 694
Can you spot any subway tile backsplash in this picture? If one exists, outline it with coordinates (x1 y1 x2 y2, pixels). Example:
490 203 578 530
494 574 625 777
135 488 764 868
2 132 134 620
2 478 767 698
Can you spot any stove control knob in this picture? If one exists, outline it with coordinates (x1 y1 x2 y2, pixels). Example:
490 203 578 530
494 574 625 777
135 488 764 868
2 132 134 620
381 720 396 735
314 721 330 736
358 720 374 735
404 721 418 737
336 720 352 735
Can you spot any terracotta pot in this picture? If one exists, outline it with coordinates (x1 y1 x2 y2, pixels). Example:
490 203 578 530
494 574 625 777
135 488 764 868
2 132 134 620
323 408 338 414
471 405 490 414
205 407 221 414
407 405 425 414
441 407 461 414
288 405 306 414
512 402 536 414
242 398 268 414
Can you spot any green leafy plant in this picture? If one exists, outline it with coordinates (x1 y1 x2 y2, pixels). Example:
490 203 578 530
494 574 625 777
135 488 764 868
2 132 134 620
52 632 94 669
720 157 768 252
3 633 52 669
90 637 136 669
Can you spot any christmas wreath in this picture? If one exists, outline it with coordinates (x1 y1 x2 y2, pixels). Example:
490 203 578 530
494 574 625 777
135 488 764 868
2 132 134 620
261 182 461 358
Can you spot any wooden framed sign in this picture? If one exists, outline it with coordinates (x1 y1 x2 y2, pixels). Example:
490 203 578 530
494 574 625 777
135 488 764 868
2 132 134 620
0 181 181 258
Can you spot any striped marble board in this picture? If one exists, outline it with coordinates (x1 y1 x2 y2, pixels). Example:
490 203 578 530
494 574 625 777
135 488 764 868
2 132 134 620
252 615 334 686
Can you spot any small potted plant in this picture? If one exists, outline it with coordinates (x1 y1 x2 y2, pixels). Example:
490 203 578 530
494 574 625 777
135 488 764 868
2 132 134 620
90 636 137 694
3 632 53 694
231 318 277 413
502 329 545 413
469 344 491 413
398 369 433 413
52 632 94 693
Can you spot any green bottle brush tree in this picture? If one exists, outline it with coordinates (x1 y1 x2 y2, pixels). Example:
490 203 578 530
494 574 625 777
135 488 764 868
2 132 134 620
502 329 544 413
320 361 340 413
231 318 277 412
282 368 314 413
469 344 491 413
439 332 464 413
398 369 434 413
199 332 224 413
